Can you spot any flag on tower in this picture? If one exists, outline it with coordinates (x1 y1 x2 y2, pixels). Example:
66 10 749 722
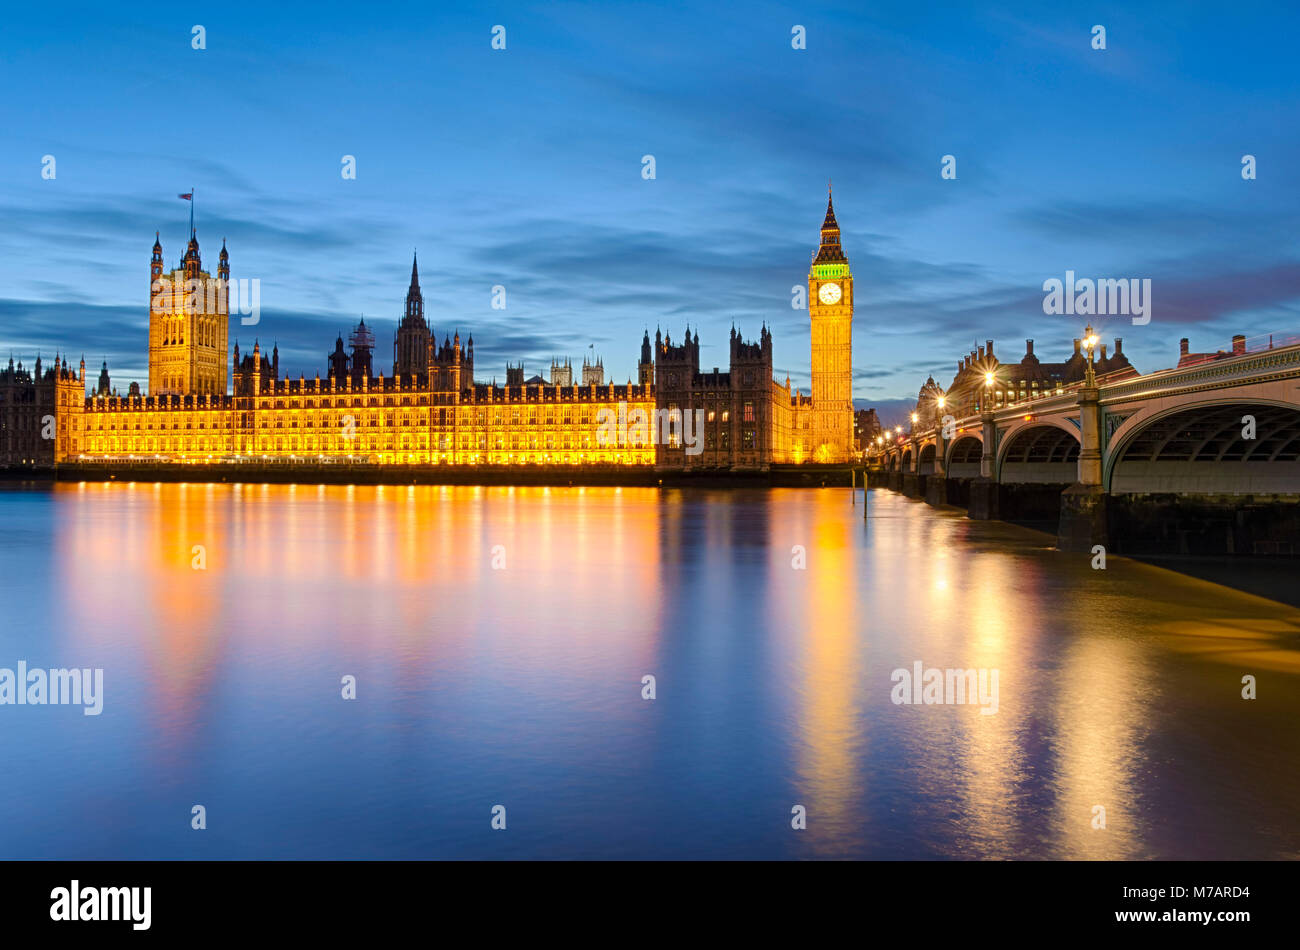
178 190 196 236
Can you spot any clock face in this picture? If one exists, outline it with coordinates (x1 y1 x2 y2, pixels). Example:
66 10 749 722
818 281 842 305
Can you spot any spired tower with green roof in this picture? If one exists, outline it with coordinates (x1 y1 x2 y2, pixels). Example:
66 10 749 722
806 186 855 461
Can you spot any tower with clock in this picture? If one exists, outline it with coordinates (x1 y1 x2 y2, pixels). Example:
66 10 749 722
807 186 855 461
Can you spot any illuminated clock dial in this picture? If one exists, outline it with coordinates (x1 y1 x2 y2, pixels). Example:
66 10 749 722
818 281 842 305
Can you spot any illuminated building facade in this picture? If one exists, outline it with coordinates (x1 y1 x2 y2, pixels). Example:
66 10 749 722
801 187 855 462
42 195 856 470
148 231 229 397
75 338 657 466
72 248 656 465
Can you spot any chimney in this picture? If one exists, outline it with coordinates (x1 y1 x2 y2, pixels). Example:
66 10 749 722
1113 338 1123 356
1073 338 1081 355
1179 338 1189 357
1232 334 1246 356
1025 339 1034 357
957 360 963 373
986 340 994 358
978 344 986 359
1099 343 1108 360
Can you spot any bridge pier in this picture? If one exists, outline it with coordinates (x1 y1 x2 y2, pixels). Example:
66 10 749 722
924 474 947 507
969 410 1000 519
969 477 1000 520
944 476 972 508
1058 484 1108 552
901 473 921 497
1057 382 1106 551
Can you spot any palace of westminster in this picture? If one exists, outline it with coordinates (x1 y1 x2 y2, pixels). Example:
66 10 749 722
1 194 860 470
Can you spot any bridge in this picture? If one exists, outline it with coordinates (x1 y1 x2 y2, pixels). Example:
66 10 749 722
867 333 1300 555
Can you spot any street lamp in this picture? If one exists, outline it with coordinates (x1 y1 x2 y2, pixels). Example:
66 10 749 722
1082 325 1100 387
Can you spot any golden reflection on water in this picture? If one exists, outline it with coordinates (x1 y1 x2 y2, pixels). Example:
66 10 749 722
783 490 861 856
36 482 1300 858
55 481 671 767
1050 632 1148 858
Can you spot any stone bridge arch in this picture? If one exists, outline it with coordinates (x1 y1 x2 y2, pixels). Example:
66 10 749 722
918 442 936 474
997 421 1081 484
1105 400 1300 493
945 433 983 478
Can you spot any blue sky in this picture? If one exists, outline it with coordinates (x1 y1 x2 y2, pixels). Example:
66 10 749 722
2 1 1298 421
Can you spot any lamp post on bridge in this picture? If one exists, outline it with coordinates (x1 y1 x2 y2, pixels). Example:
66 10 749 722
970 370 1000 520
1078 326 1102 486
1082 327 1100 389
1059 324 1107 551
901 417 922 498
921 391 948 508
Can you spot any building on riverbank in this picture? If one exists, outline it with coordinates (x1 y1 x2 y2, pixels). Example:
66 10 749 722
20 194 858 472
0 354 85 466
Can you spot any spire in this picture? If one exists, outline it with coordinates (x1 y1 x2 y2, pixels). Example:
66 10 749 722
814 182 846 264
401 252 425 330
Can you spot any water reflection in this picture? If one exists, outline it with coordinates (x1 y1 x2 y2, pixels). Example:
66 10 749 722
0 482 1294 858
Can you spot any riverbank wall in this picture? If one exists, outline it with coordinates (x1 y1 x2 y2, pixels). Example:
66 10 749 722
1 461 861 489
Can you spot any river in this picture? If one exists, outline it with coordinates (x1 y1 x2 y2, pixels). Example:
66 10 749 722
1 482 1297 858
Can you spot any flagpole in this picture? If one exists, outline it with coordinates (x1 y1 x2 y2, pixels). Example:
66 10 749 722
190 187 195 236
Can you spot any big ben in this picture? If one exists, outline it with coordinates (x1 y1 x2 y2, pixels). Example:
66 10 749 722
808 186 854 461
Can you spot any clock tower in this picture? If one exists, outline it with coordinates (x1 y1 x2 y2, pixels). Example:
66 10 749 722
807 186 854 461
